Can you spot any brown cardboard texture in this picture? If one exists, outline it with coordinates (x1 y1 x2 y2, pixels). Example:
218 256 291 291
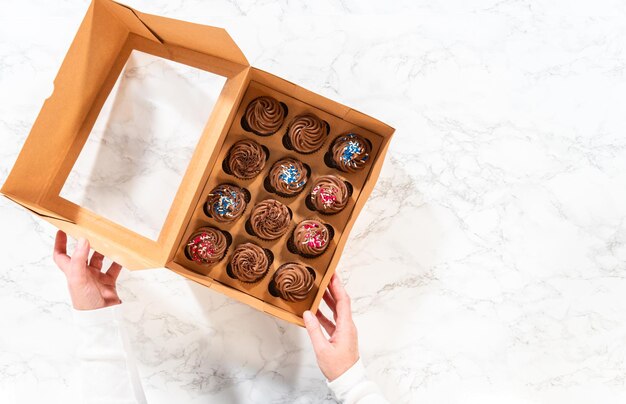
1 0 395 326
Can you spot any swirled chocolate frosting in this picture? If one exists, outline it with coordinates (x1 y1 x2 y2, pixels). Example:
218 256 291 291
268 157 309 196
273 262 315 302
244 96 286 135
205 184 247 223
287 113 328 153
230 243 269 283
330 133 371 172
185 227 228 266
292 220 330 257
249 199 291 240
226 139 267 179
309 175 350 214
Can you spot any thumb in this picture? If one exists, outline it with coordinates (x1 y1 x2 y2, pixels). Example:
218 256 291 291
304 310 330 354
70 237 90 281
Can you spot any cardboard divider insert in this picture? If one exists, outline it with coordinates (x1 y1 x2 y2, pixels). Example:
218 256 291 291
172 80 384 318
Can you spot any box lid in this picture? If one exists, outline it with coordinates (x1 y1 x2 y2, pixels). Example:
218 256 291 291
1 0 251 270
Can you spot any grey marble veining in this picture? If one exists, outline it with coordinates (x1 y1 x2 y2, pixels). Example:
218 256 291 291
2 1 626 403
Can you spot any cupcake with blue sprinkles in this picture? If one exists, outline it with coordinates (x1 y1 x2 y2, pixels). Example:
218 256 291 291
265 157 310 198
327 133 372 173
204 184 250 223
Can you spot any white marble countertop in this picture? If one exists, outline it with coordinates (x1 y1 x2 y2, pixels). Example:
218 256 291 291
2 1 626 403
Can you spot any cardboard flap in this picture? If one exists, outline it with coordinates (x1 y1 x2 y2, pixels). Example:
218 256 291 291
1 193 74 223
105 0 164 44
132 9 249 67
38 214 160 271
1 191 159 270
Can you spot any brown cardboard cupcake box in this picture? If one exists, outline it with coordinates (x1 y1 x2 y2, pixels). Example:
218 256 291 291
0 0 395 326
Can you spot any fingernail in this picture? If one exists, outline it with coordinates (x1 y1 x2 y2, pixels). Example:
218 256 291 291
303 311 313 324
78 237 87 248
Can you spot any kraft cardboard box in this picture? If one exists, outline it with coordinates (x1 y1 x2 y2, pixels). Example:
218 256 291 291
0 0 394 326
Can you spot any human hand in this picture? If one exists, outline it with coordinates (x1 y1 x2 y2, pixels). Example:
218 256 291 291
52 230 122 310
303 273 360 382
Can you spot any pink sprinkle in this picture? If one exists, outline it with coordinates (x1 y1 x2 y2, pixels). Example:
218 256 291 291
312 185 337 208
187 233 216 263
301 224 327 249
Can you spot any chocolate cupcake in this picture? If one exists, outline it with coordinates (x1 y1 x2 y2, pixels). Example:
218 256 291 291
247 199 292 240
228 243 271 283
271 262 315 302
224 139 268 179
204 184 249 223
266 157 310 197
328 133 371 173
185 227 229 266
289 219 332 258
242 96 287 136
285 113 329 154
308 175 352 215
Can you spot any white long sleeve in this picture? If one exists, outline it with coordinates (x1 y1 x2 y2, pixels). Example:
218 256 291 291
327 358 390 404
71 304 146 404
71 305 386 403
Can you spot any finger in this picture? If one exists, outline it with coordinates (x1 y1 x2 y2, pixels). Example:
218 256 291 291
329 274 352 326
89 251 104 270
322 290 337 319
316 310 336 336
303 310 330 354
69 237 90 282
106 262 122 281
53 230 71 273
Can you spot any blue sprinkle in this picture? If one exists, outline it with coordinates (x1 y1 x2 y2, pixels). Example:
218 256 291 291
213 190 238 216
341 139 363 165
279 164 301 186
